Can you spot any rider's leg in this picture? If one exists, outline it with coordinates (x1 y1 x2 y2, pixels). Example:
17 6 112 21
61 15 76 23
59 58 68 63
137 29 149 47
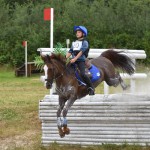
76 61 95 95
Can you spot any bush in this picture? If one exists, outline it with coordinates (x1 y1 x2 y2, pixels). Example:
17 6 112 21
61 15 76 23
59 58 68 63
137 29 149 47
0 0 150 66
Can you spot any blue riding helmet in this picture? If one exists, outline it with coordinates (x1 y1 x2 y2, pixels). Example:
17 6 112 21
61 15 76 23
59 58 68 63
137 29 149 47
74 26 88 37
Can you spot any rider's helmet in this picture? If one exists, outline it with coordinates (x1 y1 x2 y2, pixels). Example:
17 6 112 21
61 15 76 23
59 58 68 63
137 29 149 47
74 26 88 37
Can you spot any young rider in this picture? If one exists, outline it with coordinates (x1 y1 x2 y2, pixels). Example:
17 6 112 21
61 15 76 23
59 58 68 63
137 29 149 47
66 26 95 95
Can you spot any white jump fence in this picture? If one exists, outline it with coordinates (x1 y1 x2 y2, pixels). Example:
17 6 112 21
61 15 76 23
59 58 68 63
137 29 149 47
39 94 150 146
38 48 149 146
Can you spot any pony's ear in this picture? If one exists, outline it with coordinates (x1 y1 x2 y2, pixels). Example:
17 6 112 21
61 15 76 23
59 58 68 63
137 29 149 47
58 54 67 64
40 54 51 63
41 54 46 62
46 55 51 63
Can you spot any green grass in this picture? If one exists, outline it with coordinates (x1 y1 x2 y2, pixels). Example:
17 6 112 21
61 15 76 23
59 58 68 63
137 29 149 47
0 66 48 149
0 66 150 150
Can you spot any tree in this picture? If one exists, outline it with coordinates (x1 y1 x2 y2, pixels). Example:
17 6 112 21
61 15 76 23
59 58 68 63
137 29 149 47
0 0 150 66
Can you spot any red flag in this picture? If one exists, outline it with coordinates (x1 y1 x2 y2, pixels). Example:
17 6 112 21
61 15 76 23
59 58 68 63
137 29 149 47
22 41 26 47
44 8 51 21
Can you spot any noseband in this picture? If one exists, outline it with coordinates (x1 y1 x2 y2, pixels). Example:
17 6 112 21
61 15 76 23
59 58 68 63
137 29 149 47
45 64 65 85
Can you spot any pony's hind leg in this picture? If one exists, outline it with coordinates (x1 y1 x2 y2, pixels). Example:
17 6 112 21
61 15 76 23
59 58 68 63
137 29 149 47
106 72 129 90
116 73 129 90
105 73 120 87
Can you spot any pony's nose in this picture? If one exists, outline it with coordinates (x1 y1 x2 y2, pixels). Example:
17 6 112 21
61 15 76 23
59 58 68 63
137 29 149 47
46 82 52 89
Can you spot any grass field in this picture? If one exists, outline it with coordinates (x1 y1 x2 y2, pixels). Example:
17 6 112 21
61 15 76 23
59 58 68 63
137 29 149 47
0 65 150 150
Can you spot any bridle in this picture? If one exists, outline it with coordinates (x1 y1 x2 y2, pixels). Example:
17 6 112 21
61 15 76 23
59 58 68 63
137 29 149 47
45 62 65 88
45 69 64 82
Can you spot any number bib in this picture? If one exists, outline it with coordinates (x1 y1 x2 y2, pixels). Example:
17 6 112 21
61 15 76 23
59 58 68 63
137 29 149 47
72 41 82 51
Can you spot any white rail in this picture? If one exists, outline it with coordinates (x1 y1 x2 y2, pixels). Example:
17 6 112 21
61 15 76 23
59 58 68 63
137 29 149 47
37 48 146 59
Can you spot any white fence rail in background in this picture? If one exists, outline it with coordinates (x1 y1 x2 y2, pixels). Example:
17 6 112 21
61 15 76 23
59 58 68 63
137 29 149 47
37 48 146 59
37 48 147 94
39 94 150 146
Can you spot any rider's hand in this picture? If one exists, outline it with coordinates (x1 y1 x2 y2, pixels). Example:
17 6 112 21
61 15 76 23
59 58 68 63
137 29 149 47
70 58 76 63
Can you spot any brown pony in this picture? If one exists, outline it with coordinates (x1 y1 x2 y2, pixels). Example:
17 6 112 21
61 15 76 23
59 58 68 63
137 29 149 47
41 50 135 138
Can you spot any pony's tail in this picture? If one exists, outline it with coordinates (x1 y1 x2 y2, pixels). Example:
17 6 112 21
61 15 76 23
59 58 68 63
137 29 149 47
101 50 135 75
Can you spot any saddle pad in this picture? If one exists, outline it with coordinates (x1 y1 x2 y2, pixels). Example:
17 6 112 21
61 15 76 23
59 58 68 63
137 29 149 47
75 64 100 86
89 64 101 82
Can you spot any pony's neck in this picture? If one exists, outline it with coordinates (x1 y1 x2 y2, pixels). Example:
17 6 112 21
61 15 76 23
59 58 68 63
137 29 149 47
53 60 89 98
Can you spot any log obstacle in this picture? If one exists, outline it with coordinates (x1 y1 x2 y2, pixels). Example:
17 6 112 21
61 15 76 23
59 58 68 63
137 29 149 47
39 94 150 146
15 62 41 77
38 48 149 145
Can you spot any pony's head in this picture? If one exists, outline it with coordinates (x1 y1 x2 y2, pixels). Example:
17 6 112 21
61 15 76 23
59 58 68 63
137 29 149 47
41 53 66 89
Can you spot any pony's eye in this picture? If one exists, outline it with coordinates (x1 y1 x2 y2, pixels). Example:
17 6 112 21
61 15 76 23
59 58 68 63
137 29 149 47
48 68 53 71
48 67 55 72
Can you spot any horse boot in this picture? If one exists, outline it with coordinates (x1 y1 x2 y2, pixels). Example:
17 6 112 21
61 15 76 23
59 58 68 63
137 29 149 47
57 117 65 138
62 117 70 135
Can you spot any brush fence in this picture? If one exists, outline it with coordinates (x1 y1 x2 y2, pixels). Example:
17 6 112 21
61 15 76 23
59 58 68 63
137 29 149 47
39 94 150 146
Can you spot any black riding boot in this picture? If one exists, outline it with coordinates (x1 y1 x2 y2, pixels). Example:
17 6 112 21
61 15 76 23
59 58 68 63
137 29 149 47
81 74 95 95
76 61 95 95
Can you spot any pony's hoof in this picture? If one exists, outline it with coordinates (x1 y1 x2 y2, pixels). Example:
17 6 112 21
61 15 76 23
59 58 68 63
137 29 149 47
58 127 65 138
59 131 65 138
63 127 70 135
123 84 130 90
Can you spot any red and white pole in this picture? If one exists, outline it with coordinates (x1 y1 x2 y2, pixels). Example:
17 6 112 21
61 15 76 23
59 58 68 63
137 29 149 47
44 8 54 50
50 8 54 51
23 41 27 77
44 8 54 94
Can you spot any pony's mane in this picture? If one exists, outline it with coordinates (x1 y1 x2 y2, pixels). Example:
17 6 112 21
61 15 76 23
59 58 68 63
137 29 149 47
48 53 74 75
50 53 66 65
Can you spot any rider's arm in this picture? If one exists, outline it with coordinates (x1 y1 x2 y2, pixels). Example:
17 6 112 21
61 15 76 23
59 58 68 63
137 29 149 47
70 51 83 63
81 40 89 53
66 52 72 59
73 51 83 61
66 44 73 59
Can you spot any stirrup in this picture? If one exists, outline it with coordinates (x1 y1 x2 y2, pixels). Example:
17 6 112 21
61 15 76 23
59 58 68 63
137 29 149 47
88 87 95 95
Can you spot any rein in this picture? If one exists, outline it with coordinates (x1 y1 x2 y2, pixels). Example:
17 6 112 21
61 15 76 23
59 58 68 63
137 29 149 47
51 61 72 81
54 71 64 81
46 62 67 82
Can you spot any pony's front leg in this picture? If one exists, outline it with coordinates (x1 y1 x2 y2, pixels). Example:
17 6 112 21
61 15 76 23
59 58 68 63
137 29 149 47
57 98 66 138
62 98 76 135
61 117 70 135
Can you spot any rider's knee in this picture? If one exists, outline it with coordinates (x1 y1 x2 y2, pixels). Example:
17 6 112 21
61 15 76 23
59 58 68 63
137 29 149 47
80 73 86 78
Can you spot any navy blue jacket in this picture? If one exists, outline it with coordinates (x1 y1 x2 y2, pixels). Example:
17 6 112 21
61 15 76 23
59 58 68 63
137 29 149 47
69 40 89 61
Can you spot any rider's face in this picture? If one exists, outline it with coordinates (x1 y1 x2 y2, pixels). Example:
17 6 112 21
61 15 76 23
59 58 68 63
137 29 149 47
76 30 84 39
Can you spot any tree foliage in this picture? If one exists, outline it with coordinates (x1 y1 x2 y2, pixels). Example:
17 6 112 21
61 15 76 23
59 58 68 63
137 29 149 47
0 0 150 66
